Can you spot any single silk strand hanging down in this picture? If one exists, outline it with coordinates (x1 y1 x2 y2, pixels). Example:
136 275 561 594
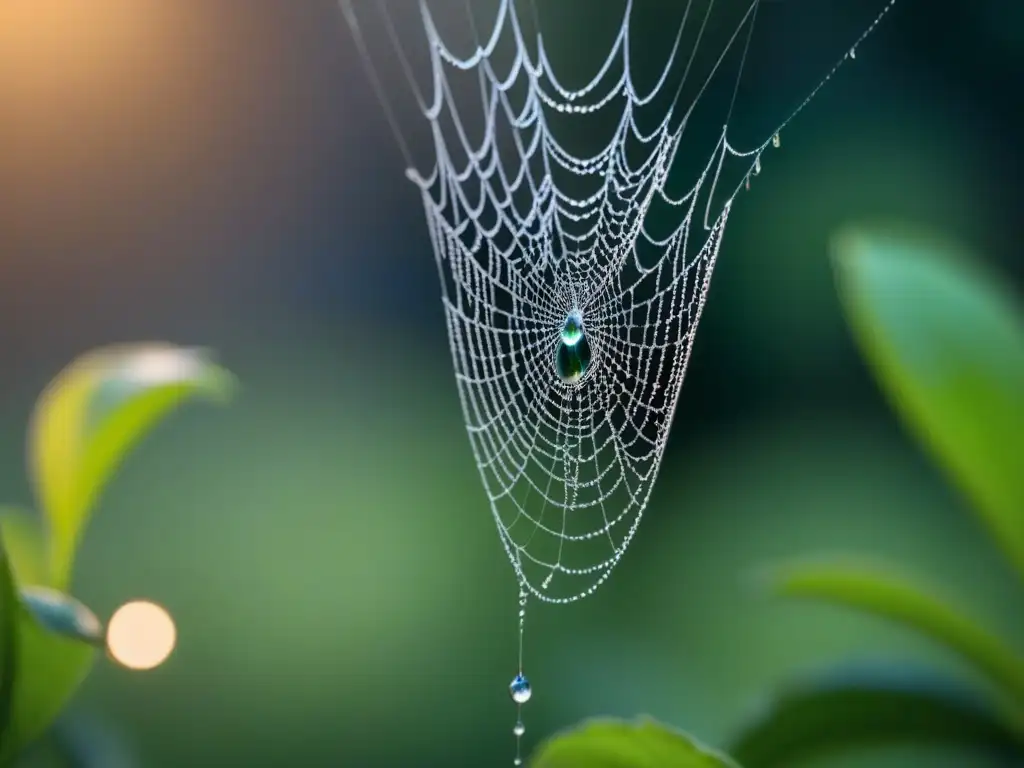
339 1 898 762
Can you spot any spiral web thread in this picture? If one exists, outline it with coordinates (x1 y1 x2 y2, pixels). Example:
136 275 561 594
341 0 897 606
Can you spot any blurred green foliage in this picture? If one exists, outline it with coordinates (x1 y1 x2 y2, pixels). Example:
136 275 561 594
531 228 1024 766
731 229 1024 766
532 718 738 768
0 344 232 765
727 662 1022 767
833 229 1024 577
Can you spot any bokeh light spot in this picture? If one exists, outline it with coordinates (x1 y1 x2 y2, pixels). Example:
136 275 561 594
106 600 177 671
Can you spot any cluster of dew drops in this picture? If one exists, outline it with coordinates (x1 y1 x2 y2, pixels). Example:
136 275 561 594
746 131 782 192
744 43 858 193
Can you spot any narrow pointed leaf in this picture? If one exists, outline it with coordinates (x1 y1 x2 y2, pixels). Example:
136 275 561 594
730 662 1024 767
833 228 1024 577
764 560 1024 703
531 716 740 767
28 343 235 588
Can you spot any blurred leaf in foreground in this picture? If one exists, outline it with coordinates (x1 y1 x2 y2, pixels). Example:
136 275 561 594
0 533 19 763
27 343 235 589
7 589 102 759
833 228 1024 577
0 343 233 762
742 229 1024 767
531 716 740 767
762 559 1024 704
730 662 1024 767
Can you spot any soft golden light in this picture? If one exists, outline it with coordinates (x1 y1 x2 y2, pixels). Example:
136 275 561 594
106 600 177 671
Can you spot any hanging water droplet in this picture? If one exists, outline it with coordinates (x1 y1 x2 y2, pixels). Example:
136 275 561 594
555 335 592 384
560 312 584 346
772 132 781 148
849 46 857 59
745 176 750 191
754 155 761 175
510 673 532 704
514 759 522 766
514 722 526 737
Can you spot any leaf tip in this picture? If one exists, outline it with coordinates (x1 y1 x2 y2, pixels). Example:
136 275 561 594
21 586 105 647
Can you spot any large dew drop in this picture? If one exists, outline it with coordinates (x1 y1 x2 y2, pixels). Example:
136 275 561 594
555 313 592 384
555 337 591 384
509 673 532 704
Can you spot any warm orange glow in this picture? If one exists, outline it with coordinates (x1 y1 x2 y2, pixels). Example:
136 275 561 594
0 0 179 220
106 600 177 671
0 0 167 94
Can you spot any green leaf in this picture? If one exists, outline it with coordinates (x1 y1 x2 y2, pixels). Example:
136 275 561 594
28 343 235 589
0 507 48 587
530 716 740 768
832 228 1024 577
0 533 19 763
763 560 1024 704
729 662 1024 767
6 587 102 758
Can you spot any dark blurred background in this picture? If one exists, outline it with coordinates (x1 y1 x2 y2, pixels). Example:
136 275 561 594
0 1 1021 766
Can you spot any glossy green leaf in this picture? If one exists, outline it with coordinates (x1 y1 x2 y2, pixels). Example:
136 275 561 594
531 716 740 768
763 560 1024 703
6 587 102 758
0 533 19 764
28 343 235 589
730 662 1024 767
833 229 1024 577
0 507 48 588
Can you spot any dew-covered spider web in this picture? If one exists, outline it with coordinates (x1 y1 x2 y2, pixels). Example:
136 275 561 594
340 0 897 760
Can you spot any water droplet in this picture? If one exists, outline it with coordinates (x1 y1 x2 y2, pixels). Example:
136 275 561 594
849 46 857 59
510 673 532 704
514 759 522 766
21 587 103 645
555 335 592 384
745 176 750 191
754 155 761 175
514 722 526 737
541 572 553 590
772 132 781 148
560 312 584 346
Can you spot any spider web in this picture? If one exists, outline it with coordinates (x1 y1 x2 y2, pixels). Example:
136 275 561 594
341 0 897 603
